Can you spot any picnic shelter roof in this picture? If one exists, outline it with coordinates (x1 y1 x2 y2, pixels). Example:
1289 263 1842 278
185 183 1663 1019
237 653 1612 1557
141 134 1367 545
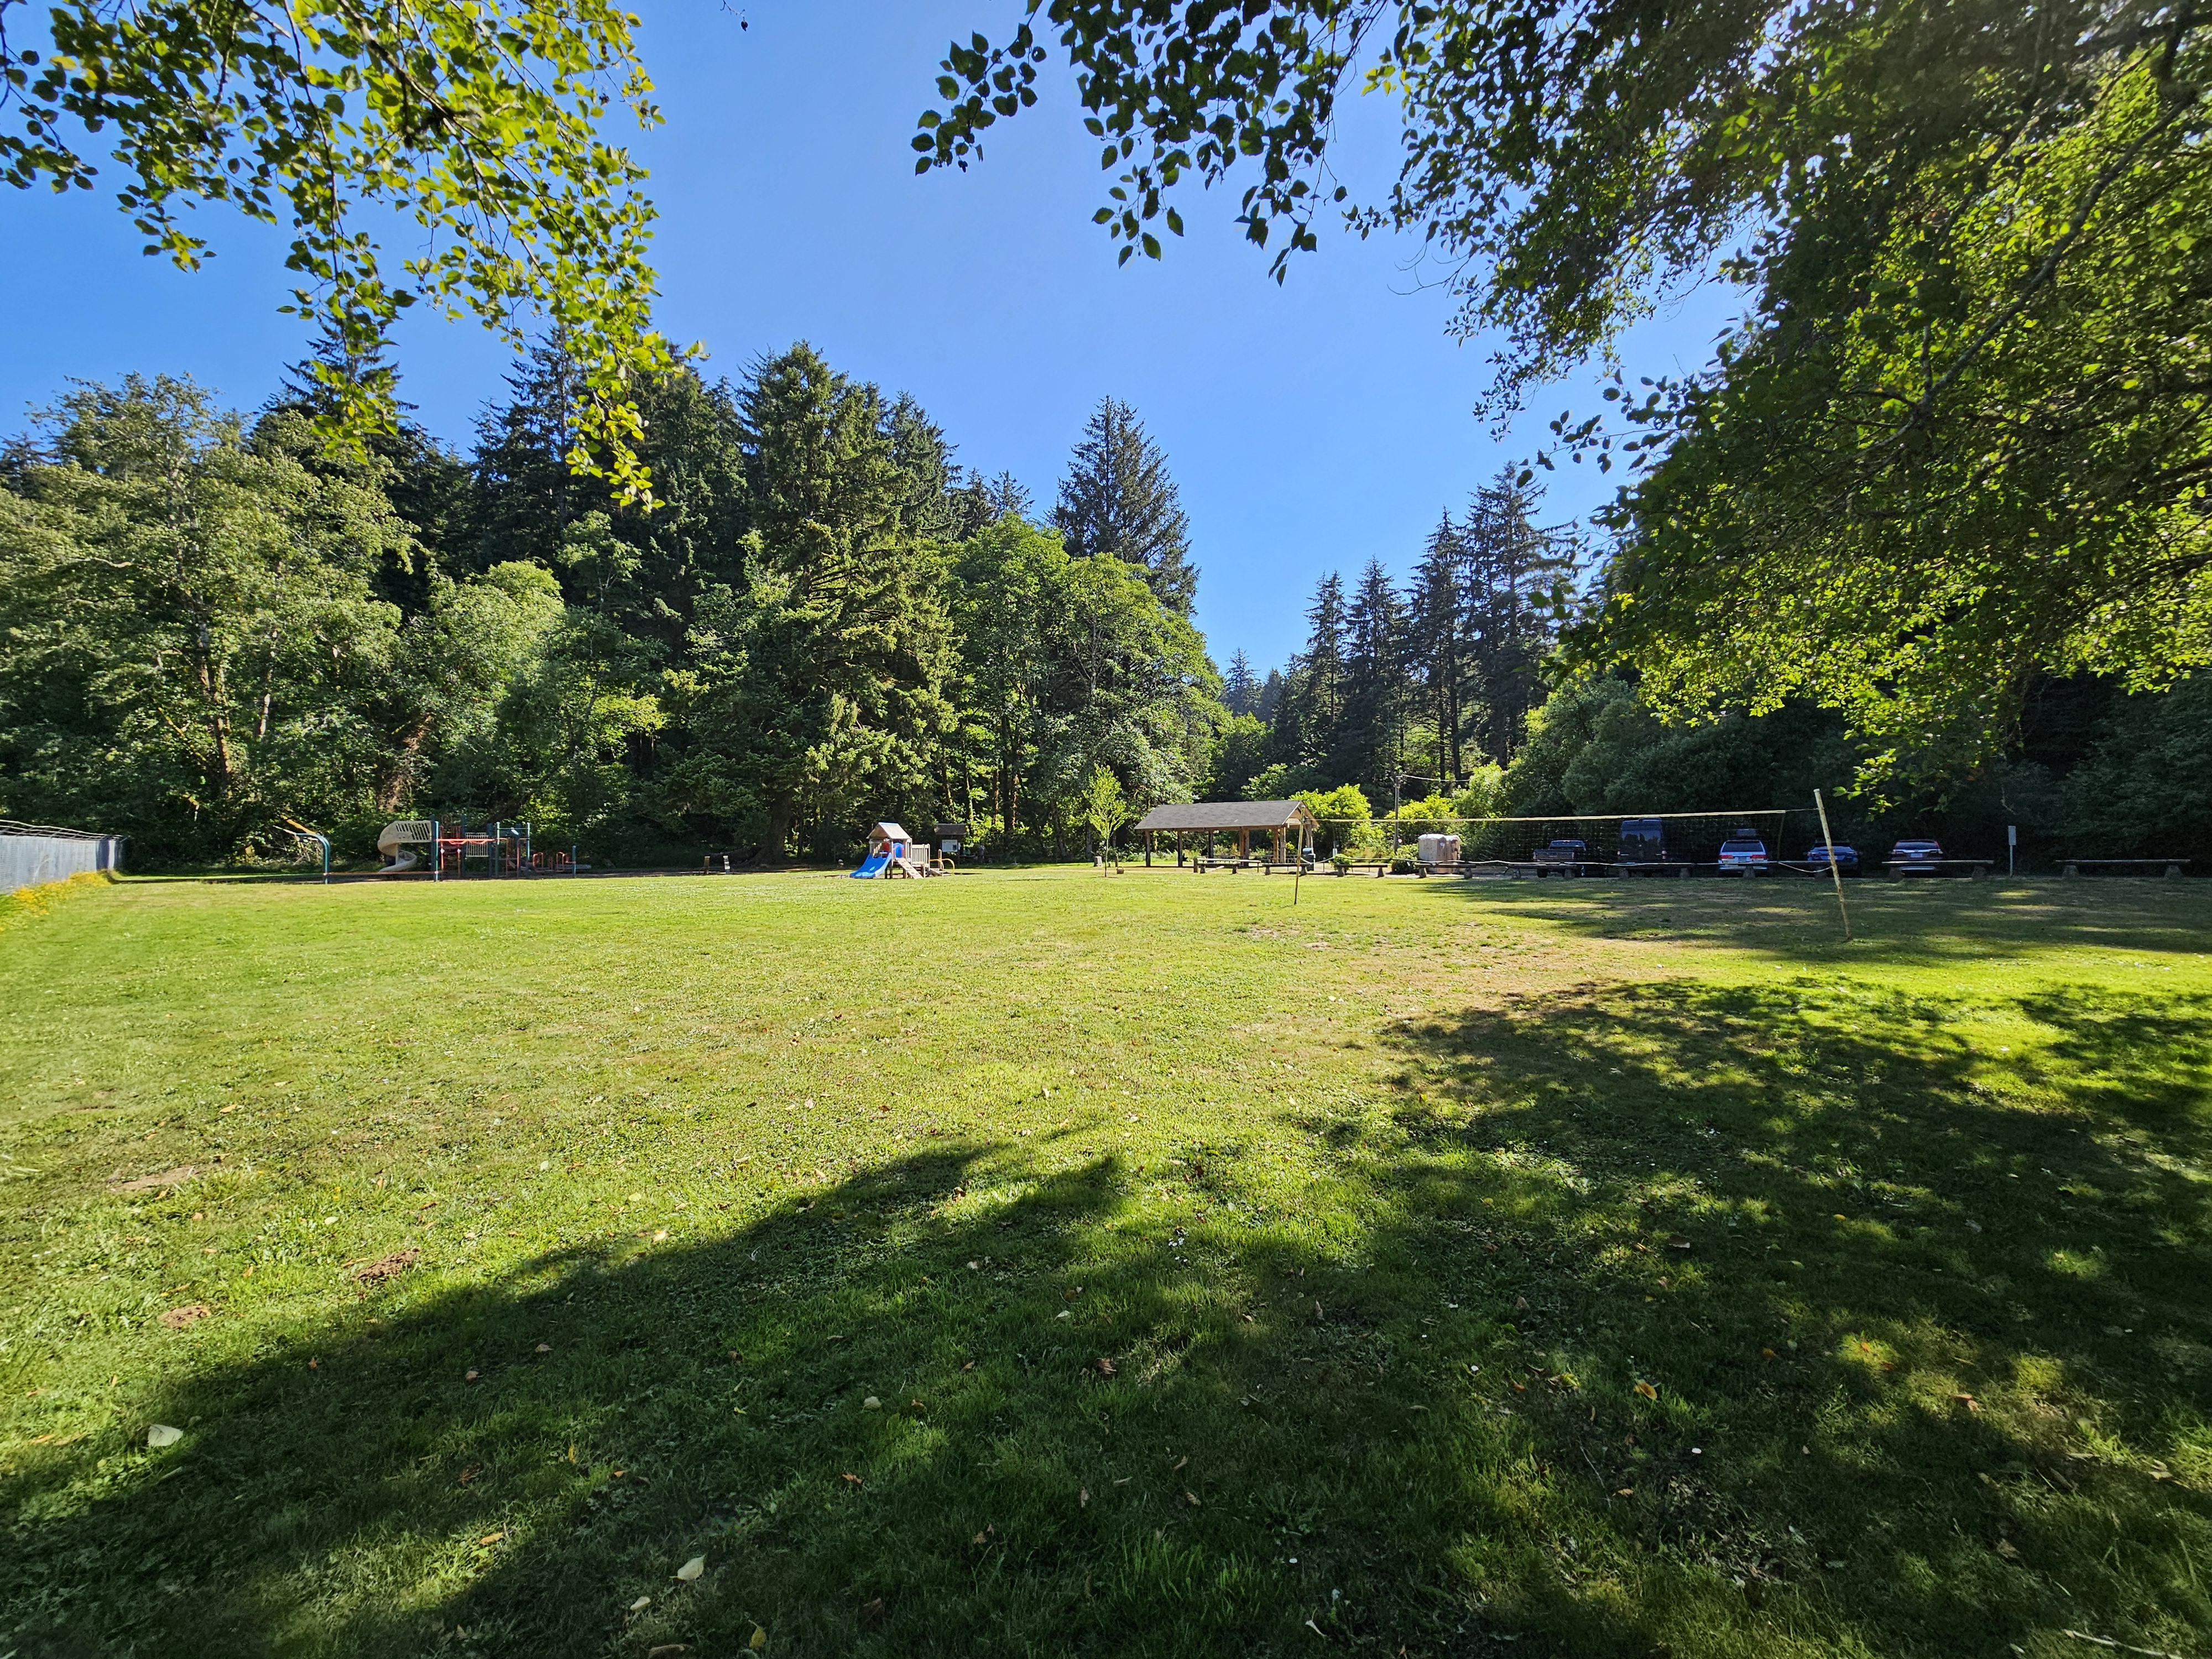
1133 800 1319 834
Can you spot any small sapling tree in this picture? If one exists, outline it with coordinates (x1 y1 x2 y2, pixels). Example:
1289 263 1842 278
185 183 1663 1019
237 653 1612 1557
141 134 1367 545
1080 766 1132 869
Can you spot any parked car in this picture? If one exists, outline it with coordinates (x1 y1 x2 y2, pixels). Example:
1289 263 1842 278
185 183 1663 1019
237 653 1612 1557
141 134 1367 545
1889 838 1944 873
1616 817 1670 868
1804 842 1860 873
1718 828 1770 873
1532 837 1589 876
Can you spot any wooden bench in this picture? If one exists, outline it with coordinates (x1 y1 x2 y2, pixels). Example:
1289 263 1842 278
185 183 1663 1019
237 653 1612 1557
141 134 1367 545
1456 860 1584 879
2061 858 2187 878
1882 859 1995 879
1334 860 1395 878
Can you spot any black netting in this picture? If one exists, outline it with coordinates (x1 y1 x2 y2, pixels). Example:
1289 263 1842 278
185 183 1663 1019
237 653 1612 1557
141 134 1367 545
1321 810 1823 865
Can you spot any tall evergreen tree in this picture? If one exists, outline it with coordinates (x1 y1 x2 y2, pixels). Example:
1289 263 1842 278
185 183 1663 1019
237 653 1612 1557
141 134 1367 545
887 393 963 541
944 467 1035 542
1463 471 1575 764
1340 559 1412 802
1223 650 1259 717
1408 511 1473 784
1255 667 1285 727
1272 572 1347 778
667 343 954 857
1053 397 1198 615
469 341 591 577
467 341 748 651
986 470 1035 522
946 474 1000 542
265 324 471 619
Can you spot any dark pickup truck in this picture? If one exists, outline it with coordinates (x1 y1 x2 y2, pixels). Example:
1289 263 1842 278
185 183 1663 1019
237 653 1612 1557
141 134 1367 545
1532 838 1595 876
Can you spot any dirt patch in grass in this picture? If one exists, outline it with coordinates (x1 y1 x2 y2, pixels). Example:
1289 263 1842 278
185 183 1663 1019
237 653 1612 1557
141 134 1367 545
351 1248 420 1285
111 1165 197 1192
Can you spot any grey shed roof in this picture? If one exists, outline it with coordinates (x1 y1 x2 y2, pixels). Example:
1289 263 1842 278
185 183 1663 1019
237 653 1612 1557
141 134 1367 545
1133 800 1319 833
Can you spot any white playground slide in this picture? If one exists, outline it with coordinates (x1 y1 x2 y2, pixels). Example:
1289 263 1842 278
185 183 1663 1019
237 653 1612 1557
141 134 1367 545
377 820 435 873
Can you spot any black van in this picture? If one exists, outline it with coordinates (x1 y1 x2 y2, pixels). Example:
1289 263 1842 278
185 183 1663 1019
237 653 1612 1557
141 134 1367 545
1616 817 1668 868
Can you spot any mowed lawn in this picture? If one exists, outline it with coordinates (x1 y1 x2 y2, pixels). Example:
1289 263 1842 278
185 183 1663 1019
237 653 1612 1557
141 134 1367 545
3 867 2210 1659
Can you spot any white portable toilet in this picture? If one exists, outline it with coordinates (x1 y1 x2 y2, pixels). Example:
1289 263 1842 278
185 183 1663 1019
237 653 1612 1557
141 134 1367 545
1416 833 1462 872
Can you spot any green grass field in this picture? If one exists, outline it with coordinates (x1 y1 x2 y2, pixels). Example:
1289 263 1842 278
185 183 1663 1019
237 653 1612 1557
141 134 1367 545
3 865 2210 1658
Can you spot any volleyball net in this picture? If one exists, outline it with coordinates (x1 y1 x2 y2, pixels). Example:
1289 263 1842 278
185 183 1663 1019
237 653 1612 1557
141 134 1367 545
1312 808 1823 863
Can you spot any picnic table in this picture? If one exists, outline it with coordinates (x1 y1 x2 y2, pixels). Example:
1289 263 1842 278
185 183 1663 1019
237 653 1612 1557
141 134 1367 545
2060 858 2188 878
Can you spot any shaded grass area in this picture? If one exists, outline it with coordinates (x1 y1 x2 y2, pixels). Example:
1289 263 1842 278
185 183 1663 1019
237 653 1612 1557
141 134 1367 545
2 870 2210 1657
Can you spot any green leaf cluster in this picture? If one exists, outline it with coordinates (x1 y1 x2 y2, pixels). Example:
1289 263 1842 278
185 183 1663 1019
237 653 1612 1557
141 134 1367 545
0 0 672 498
1571 43 2212 787
929 1 2212 786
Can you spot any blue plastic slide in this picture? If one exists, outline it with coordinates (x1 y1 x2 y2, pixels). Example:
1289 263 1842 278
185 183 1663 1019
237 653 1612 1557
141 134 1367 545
850 850 892 879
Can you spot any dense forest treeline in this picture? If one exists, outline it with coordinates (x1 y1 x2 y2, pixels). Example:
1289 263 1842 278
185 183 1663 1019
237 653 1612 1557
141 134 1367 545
3 338 2204 872
1223 505 2212 867
0 343 1218 868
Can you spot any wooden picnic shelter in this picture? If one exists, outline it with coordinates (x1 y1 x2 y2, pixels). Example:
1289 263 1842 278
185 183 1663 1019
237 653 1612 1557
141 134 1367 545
1133 800 1320 870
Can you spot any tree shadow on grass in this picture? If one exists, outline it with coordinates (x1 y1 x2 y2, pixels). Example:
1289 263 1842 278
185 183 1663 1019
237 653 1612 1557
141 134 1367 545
3 1140 1475 1659
8 982 2212 1659
1433 875 2212 968
1353 976 2212 1656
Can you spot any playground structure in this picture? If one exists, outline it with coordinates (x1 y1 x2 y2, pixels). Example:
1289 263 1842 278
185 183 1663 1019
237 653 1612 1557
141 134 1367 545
376 818 580 878
375 820 431 873
851 822 942 878
281 818 331 883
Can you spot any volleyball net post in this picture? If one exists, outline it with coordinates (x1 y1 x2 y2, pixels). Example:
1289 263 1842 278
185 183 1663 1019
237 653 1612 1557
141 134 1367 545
1813 789 1852 940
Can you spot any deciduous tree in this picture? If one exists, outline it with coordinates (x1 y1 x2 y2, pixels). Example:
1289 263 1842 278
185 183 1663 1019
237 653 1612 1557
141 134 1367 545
2 0 675 494
923 0 2212 783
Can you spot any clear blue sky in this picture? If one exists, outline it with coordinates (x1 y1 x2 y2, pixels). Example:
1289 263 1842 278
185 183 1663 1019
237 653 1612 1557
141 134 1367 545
0 2 1736 674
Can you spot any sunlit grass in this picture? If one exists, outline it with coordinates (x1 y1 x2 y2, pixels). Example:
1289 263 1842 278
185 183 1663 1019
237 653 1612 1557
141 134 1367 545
2 868 2209 1656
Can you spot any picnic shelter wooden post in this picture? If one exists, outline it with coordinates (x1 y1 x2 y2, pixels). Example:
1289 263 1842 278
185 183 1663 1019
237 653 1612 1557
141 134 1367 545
1130 800 1323 874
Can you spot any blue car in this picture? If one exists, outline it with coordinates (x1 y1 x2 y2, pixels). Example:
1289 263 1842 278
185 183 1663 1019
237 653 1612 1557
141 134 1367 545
1805 843 1860 873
